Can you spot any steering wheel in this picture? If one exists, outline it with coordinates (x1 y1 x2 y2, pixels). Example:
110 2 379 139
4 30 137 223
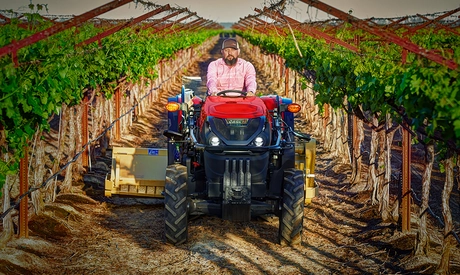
216 90 246 97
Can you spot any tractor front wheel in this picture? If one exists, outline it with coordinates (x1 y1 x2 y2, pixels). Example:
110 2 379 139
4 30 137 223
279 168 305 246
164 164 188 245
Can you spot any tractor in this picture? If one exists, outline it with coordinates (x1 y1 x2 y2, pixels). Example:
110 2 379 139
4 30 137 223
163 87 317 246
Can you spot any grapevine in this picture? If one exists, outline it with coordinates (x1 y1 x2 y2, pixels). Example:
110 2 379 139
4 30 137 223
241 27 460 150
0 11 219 195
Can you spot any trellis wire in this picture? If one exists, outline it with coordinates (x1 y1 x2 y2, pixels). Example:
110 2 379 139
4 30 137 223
0 59 187 220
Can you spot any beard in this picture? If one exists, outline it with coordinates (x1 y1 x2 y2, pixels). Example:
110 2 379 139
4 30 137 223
224 56 238 66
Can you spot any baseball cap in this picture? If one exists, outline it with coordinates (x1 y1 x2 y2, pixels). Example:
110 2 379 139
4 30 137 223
222 38 239 50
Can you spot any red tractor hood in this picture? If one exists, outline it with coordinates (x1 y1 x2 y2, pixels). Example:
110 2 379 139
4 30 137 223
204 96 267 119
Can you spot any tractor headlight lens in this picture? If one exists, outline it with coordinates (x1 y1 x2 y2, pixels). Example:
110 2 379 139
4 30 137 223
210 136 220 146
254 136 264 147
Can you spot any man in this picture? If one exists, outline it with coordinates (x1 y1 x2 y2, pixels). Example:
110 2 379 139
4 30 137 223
206 38 257 96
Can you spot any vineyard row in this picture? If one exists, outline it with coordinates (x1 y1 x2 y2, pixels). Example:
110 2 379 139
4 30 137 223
239 33 459 272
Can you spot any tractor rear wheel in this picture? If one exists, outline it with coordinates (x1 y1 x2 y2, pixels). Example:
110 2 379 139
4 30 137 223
164 164 188 245
279 168 305 246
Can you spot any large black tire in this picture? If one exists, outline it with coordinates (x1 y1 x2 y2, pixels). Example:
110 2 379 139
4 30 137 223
164 164 188 245
279 168 305 246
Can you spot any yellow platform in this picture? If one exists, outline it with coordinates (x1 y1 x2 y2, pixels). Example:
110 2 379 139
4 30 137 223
104 147 168 197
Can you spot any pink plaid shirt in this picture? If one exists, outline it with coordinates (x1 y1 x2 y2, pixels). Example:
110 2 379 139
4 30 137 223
206 58 257 95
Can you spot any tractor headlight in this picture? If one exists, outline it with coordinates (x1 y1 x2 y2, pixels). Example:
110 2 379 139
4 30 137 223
210 136 220 146
253 136 264 147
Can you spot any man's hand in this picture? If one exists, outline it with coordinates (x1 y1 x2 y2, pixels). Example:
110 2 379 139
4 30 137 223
246 91 255 97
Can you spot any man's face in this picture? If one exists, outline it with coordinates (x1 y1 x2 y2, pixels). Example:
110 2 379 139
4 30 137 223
222 48 239 66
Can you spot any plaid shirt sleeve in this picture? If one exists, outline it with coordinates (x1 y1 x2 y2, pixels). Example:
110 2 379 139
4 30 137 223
206 60 219 95
244 61 257 93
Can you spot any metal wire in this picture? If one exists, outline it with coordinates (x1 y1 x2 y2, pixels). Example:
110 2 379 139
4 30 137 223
410 188 460 245
397 164 460 245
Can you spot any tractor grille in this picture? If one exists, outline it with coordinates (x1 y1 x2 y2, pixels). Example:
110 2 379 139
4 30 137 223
211 117 261 142
223 158 251 204
204 151 269 198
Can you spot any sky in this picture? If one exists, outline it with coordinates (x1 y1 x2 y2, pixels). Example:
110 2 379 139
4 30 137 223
0 0 459 23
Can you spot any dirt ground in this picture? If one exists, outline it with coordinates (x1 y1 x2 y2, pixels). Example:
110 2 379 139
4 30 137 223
1 37 460 275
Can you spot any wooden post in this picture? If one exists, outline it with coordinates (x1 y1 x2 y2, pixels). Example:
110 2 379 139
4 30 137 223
279 56 283 82
159 60 163 94
115 89 121 140
19 146 29 238
401 122 412 232
323 104 330 140
284 67 290 96
353 115 358 153
81 93 89 168
402 48 408 65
